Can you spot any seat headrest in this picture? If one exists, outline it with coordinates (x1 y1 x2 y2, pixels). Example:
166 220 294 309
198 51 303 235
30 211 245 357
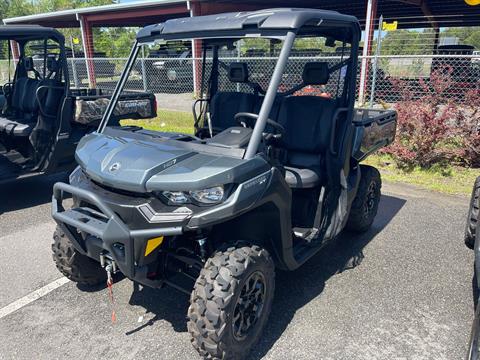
302 62 330 85
24 57 34 72
47 57 59 72
228 62 249 83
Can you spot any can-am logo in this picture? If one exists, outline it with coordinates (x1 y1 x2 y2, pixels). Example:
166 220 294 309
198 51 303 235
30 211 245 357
109 162 121 172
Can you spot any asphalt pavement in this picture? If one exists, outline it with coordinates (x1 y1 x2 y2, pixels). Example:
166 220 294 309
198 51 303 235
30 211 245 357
0 176 474 360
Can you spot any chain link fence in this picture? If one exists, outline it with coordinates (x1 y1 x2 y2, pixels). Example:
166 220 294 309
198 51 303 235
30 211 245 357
362 54 480 104
2 53 478 113
70 53 479 111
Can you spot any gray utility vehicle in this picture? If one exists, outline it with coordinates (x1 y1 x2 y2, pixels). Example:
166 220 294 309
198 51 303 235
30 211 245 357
51 9 397 359
0 25 156 184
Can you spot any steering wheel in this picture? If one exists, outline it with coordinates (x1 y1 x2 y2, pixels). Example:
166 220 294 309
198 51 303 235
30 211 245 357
2 82 14 97
234 112 285 136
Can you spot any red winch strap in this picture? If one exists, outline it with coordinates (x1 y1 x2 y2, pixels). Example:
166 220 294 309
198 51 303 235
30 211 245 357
107 274 117 323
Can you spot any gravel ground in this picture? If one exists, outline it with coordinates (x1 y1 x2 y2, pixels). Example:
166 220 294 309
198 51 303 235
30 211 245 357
0 178 474 360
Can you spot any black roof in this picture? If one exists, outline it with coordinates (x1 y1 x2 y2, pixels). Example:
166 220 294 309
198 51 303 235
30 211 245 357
0 25 64 43
137 8 360 42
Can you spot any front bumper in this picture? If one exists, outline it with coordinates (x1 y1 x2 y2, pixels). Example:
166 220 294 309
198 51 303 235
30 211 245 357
52 182 183 284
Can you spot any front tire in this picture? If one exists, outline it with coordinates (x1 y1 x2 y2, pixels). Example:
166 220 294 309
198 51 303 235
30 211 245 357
187 242 275 360
466 177 480 250
346 165 382 233
52 226 106 286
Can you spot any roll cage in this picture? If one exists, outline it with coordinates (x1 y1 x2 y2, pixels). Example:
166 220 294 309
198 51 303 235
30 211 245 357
0 25 69 86
98 8 361 159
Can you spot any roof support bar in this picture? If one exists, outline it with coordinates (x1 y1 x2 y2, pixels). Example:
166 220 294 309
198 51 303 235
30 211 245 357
77 14 96 88
244 30 296 160
98 42 140 133
358 0 378 104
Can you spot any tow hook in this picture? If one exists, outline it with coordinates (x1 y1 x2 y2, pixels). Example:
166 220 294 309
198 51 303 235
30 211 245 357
100 251 118 273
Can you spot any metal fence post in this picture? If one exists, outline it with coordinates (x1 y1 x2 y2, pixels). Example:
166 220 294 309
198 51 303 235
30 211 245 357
370 15 383 105
71 58 80 88
141 46 147 92
69 36 80 88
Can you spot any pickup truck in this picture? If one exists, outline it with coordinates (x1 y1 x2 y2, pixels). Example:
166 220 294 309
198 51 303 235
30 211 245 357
0 25 156 184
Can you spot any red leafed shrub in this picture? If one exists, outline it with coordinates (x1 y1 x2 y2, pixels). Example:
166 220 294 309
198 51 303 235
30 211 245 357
454 90 480 167
382 69 480 169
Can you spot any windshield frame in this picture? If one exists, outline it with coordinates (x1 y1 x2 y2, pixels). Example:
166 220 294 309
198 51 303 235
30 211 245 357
97 24 359 159
97 32 297 160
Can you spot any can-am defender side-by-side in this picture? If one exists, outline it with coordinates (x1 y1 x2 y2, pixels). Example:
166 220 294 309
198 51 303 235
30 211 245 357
0 25 156 184
51 9 397 359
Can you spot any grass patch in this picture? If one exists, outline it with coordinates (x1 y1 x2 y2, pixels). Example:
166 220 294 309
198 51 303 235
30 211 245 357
122 109 194 134
364 154 479 196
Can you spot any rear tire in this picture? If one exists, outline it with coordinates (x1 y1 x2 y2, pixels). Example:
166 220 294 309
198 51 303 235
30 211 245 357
52 226 106 286
346 165 382 233
465 177 480 250
187 242 275 360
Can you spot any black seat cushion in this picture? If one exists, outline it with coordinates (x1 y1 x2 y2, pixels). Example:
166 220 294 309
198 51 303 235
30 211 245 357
0 117 34 136
207 62 259 132
10 77 28 112
210 91 257 131
21 78 41 121
277 95 337 188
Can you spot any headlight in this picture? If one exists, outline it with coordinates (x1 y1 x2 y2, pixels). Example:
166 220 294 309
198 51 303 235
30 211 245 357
160 186 225 206
162 191 189 205
190 186 224 205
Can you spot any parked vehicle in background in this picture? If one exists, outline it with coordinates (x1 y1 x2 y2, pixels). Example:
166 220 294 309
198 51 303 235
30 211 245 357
51 9 397 359
375 44 480 102
142 41 194 93
65 48 117 84
473 50 480 65
0 25 156 184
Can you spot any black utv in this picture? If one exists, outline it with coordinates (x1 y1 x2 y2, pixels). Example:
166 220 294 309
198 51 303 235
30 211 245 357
51 9 397 360
0 25 156 184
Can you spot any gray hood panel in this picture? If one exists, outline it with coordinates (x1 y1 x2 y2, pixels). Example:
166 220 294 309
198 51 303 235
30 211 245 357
75 132 269 193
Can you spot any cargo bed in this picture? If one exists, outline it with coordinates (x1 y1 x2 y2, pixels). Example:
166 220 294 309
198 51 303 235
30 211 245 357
70 88 156 126
352 108 397 162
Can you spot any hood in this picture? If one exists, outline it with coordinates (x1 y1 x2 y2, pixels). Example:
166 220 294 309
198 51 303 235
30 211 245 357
75 132 267 193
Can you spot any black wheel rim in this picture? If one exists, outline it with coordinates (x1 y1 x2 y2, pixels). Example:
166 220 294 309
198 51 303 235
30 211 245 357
232 271 266 340
364 181 377 217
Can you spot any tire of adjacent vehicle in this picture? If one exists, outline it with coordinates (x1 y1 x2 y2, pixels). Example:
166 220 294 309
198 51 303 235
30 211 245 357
187 242 275 360
51 226 107 286
346 165 382 233
465 176 480 250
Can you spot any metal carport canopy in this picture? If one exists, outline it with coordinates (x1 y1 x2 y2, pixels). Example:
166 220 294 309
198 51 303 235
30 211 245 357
3 0 480 29
193 0 480 28
2 0 190 28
